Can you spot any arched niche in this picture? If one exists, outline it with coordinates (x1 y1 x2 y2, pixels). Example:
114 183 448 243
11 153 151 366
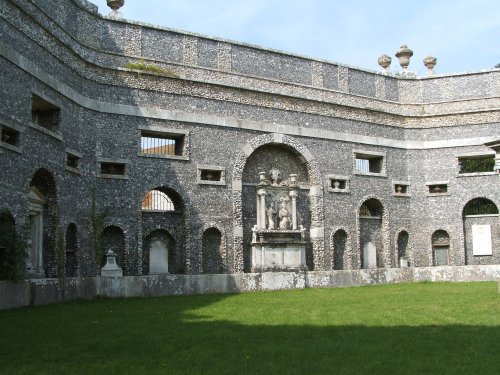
358 198 388 269
201 227 223 274
332 229 349 270
65 223 78 277
140 186 185 274
142 229 175 275
462 198 499 265
234 134 324 273
432 230 450 266
396 230 410 267
101 225 126 273
0 209 16 279
29 168 57 278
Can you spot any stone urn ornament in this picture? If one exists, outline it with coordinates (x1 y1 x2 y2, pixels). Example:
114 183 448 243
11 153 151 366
378 54 392 74
423 55 437 75
107 0 124 18
395 44 413 73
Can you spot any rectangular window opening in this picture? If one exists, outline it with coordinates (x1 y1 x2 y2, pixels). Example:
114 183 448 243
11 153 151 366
428 184 448 194
458 155 495 174
31 94 60 132
141 132 184 156
200 169 222 182
100 162 126 176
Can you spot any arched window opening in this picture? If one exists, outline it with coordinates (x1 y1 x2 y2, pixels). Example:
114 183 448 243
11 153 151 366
432 230 450 266
141 189 175 211
463 198 498 217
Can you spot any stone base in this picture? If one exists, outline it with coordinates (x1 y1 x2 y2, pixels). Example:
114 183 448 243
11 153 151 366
251 242 307 273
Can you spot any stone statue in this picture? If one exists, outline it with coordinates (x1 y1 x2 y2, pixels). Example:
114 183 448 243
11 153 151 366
267 204 276 229
252 225 258 242
278 201 291 230
269 168 281 186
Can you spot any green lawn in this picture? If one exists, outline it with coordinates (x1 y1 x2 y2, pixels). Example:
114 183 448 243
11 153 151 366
1 282 500 374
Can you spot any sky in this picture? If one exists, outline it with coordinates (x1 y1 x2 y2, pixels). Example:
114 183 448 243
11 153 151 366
90 0 500 75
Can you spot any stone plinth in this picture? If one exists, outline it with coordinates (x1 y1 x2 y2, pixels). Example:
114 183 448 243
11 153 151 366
101 250 123 277
251 230 307 272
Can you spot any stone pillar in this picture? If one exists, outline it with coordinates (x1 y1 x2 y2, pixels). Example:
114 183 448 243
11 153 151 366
258 188 267 230
289 190 298 230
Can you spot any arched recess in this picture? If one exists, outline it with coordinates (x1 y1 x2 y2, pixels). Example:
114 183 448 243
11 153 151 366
201 227 224 274
139 186 186 275
0 209 17 279
357 197 389 269
432 230 450 266
101 225 126 273
331 228 351 270
395 229 411 267
462 197 499 265
142 229 176 275
29 168 58 278
65 223 78 277
232 133 325 273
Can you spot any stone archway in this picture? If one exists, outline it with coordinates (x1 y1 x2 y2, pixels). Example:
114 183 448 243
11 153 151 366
232 133 325 273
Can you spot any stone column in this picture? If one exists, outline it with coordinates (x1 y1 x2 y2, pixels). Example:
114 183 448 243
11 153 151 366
289 190 298 230
258 188 267 230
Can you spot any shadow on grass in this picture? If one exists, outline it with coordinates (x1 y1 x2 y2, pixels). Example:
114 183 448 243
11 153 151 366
0 291 499 375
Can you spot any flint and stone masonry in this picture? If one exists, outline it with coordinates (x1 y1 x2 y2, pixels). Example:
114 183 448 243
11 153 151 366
0 0 499 303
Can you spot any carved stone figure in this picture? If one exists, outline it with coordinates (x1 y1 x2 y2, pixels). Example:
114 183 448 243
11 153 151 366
267 204 276 229
269 168 281 186
278 201 291 230
252 225 258 242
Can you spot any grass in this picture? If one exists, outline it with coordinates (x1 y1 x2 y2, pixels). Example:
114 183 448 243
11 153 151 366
1 282 500 374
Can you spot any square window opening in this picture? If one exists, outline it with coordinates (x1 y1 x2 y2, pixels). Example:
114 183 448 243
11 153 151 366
66 153 80 169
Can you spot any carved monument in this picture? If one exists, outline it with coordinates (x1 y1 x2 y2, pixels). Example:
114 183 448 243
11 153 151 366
251 169 307 272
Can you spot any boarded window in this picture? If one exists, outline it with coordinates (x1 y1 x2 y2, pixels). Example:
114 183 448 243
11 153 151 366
355 153 384 174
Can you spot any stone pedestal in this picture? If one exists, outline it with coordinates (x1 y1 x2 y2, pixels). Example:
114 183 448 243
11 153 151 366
251 230 307 272
101 250 123 277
